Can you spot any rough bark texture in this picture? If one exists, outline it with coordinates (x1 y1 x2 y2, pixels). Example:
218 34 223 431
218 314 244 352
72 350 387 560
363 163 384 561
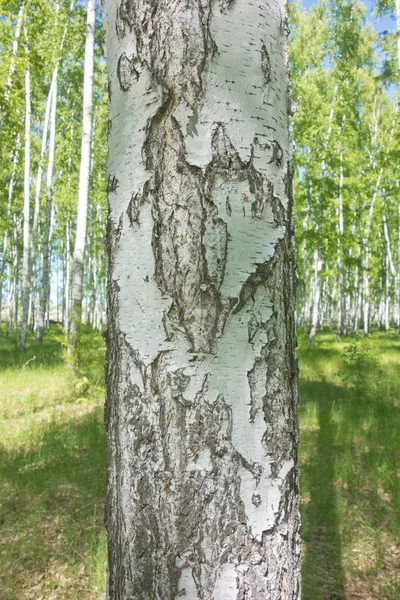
103 0 301 598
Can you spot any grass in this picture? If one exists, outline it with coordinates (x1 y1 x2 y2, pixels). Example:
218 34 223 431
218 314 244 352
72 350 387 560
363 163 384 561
0 325 399 598
0 325 107 600
298 329 400 599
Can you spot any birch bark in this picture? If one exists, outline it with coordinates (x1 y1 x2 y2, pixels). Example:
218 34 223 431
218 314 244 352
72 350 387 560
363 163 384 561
19 48 31 350
308 85 337 345
396 0 400 73
103 1 301 598
3 3 25 105
36 73 58 342
0 135 21 322
69 0 95 361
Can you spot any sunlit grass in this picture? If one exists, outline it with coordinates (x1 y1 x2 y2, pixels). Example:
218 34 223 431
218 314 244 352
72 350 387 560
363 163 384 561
1 325 399 598
0 326 107 600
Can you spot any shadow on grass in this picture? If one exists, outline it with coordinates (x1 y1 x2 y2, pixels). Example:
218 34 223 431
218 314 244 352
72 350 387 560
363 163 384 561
300 379 346 600
299 335 400 599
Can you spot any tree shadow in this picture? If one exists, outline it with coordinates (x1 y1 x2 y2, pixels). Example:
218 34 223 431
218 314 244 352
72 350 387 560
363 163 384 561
300 379 346 600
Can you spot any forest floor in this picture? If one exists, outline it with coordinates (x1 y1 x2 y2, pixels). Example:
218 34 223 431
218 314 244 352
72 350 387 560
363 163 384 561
297 329 400 600
0 326 399 599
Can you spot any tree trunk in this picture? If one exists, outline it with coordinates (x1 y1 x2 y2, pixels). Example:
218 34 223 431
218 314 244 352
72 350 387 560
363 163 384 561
396 0 400 73
64 219 71 330
103 1 301 598
36 72 58 343
19 58 31 350
0 134 21 323
68 0 95 364
309 248 321 347
3 3 25 104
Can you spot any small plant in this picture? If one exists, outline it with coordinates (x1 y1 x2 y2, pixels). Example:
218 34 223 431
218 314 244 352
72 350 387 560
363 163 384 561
58 324 106 394
341 337 380 395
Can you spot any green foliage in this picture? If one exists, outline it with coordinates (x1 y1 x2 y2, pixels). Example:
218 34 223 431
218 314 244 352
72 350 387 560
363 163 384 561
341 337 381 392
77 324 106 385
56 323 105 392
290 0 400 327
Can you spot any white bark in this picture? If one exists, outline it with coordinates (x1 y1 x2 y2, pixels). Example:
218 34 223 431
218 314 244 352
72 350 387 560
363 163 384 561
363 258 370 334
309 248 321 347
308 85 337 341
385 255 390 330
396 0 400 73
4 3 25 104
36 72 58 342
362 113 396 334
0 134 21 321
104 0 301 598
69 0 95 357
337 146 345 337
19 51 31 350
64 219 71 329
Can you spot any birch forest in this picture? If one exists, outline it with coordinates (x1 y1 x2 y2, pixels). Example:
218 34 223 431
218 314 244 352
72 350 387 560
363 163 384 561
0 0 398 347
0 0 399 351
0 0 399 598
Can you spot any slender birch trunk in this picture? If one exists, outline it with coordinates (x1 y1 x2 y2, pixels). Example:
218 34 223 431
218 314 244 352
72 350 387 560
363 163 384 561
19 50 31 350
0 135 21 322
68 0 95 365
337 154 345 337
385 255 390 330
362 112 396 334
307 86 337 343
10 215 21 333
398 194 400 332
3 3 24 105
36 74 58 342
309 248 321 347
103 1 301 598
30 76 55 257
64 219 71 329
395 0 400 73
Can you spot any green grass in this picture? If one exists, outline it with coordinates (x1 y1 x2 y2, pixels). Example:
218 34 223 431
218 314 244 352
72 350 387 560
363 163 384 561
0 325 107 600
0 325 399 598
298 329 400 599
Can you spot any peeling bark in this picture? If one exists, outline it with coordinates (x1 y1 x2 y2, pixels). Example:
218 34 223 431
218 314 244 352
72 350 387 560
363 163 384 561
103 0 301 598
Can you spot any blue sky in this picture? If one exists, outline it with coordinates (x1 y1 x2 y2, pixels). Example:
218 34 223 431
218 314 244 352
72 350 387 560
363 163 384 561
301 0 396 34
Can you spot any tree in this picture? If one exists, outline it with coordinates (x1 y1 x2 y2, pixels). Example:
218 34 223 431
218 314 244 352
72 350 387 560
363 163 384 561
103 0 301 598
68 0 96 365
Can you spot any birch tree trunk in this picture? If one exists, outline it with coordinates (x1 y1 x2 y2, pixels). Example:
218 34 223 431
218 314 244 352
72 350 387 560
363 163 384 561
68 0 95 363
396 0 400 73
36 73 58 343
64 219 71 329
19 55 31 350
3 3 24 105
0 135 21 322
103 1 301 598
309 248 321 347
